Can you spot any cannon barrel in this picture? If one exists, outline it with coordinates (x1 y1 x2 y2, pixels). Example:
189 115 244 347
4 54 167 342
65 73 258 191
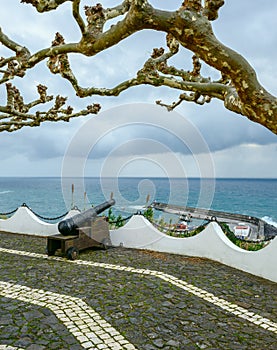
58 199 115 236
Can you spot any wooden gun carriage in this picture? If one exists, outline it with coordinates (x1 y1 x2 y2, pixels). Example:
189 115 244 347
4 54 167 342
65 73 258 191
46 199 114 260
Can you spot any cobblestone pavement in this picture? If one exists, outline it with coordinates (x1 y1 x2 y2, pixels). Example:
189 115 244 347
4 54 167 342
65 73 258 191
0 232 276 349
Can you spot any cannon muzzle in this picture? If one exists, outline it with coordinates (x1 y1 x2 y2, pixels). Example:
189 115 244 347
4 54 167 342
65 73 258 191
58 199 115 236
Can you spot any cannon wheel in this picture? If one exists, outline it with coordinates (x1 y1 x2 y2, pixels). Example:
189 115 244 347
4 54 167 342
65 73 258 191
66 247 79 260
46 247 56 256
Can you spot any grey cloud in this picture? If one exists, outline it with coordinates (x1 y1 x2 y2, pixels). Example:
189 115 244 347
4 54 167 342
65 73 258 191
88 121 277 160
189 101 277 153
0 123 76 161
88 124 191 159
92 101 277 159
62 104 213 162
1 102 276 164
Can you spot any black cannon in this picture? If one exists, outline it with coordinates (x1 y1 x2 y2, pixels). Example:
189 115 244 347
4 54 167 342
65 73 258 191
58 199 115 236
47 199 115 260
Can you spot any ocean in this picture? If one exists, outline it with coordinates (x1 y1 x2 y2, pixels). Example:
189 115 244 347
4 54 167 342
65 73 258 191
0 177 276 227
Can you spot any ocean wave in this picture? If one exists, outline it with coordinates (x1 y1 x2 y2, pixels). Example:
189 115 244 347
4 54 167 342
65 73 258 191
0 190 13 195
262 216 277 228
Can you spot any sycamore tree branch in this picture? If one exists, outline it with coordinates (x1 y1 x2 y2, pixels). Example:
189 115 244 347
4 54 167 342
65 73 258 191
72 0 85 34
104 0 132 20
0 0 275 134
50 33 238 115
0 27 31 82
0 83 100 132
20 0 71 12
135 2 277 132
0 105 100 132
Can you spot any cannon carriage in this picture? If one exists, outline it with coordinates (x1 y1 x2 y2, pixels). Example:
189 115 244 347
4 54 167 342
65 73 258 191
46 199 115 260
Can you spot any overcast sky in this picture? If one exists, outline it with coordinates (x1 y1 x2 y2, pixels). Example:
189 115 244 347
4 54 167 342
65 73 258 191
0 0 276 178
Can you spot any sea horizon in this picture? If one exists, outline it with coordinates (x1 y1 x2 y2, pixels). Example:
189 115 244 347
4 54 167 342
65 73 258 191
0 176 276 180
1 177 276 227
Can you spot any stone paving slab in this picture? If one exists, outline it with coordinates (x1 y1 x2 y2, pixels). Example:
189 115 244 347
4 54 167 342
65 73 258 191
0 232 276 349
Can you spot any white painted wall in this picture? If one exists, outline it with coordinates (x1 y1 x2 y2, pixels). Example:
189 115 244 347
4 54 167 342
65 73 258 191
0 206 79 237
1 209 276 283
110 215 277 283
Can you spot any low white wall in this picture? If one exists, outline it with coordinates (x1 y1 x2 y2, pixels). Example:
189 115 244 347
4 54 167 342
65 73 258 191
0 206 79 237
110 215 277 283
1 210 276 282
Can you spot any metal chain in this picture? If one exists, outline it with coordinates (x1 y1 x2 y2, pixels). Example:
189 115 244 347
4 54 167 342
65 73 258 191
0 203 68 221
0 208 18 216
28 207 69 221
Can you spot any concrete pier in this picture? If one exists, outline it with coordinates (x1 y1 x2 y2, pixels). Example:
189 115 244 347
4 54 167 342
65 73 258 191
150 202 277 240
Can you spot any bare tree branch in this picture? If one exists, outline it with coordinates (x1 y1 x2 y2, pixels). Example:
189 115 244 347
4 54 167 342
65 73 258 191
104 0 131 21
72 0 86 34
51 34 235 116
0 0 275 134
0 83 100 132
20 0 71 12
203 0 225 20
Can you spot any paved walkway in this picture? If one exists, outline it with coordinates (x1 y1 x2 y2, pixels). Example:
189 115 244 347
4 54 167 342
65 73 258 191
0 232 276 349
